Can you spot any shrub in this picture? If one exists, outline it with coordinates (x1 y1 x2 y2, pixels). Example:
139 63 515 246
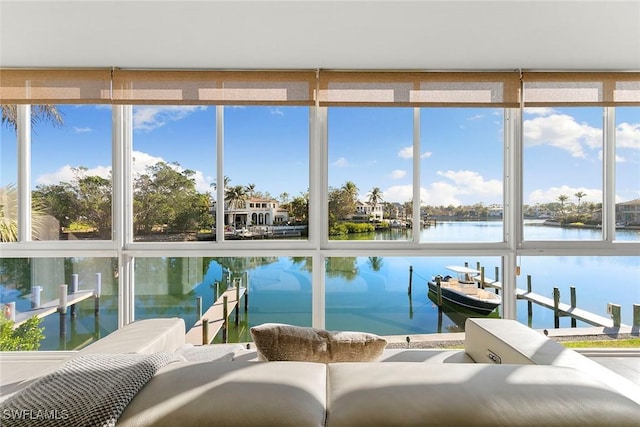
0 316 45 351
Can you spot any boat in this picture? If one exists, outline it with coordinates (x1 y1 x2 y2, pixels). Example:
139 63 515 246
427 265 501 315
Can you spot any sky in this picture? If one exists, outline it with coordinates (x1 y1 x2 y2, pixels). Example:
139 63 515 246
1 105 638 207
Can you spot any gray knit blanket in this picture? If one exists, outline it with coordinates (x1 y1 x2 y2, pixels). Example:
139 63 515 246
0 353 180 427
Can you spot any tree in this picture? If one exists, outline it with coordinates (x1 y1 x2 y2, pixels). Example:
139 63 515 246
74 168 112 238
225 185 248 228
288 193 309 223
574 191 586 214
342 181 359 205
246 183 256 198
279 192 290 204
1 104 64 131
557 194 569 217
367 187 384 219
134 162 205 234
328 185 355 226
0 183 46 242
32 182 77 230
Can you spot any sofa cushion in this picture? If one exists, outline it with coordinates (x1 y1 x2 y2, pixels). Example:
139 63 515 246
117 361 327 427
326 362 640 427
250 323 387 363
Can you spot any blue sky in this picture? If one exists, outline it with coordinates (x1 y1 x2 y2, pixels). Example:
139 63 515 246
1 105 638 207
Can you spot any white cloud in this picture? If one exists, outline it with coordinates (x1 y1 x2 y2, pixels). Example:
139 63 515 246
436 170 502 196
389 169 406 179
36 165 111 186
132 106 206 132
382 184 413 204
524 107 557 116
73 127 92 133
398 146 432 159
527 185 602 205
132 150 213 193
382 169 502 205
616 121 640 150
523 113 601 158
332 157 349 167
270 108 284 116
468 114 484 120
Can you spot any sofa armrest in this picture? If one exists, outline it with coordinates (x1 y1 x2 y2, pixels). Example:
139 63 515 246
78 317 186 355
464 317 640 405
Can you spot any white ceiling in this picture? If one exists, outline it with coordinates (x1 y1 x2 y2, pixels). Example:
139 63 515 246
1 0 639 71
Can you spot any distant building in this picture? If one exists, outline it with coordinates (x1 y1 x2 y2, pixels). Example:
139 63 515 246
225 197 289 228
353 200 384 221
616 199 640 225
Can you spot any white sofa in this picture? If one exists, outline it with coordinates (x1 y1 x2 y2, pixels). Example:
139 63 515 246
2 318 639 426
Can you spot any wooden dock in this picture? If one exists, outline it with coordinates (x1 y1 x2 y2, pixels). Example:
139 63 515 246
185 286 247 345
13 290 95 327
478 278 622 328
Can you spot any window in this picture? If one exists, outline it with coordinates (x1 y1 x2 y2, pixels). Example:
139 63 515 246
615 107 640 241
0 257 117 350
1 70 638 350
523 107 603 241
132 105 215 242
421 108 504 242
224 106 309 239
328 107 413 240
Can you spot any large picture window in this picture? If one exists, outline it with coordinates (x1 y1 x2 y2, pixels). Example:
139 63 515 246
1 70 638 350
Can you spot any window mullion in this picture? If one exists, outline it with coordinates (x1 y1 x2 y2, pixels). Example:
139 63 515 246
17 105 31 242
603 107 616 242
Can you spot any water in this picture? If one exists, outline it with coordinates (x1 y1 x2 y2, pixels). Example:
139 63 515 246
4 222 639 350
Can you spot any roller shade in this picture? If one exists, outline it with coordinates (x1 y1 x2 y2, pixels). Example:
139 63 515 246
522 72 640 106
112 70 316 106
317 71 521 107
0 69 112 104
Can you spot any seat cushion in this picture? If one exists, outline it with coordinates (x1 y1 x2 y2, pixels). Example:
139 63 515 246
326 362 640 427
117 361 327 427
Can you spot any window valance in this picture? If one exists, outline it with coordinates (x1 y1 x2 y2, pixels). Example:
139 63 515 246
2 69 639 107
522 72 640 107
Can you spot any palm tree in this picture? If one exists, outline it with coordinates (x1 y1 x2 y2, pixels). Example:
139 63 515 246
367 187 384 219
574 191 586 214
246 183 256 198
557 194 569 217
1 105 64 131
279 192 290 204
342 181 359 203
225 185 248 228
0 183 45 242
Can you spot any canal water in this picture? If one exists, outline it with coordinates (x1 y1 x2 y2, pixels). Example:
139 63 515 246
8 222 639 350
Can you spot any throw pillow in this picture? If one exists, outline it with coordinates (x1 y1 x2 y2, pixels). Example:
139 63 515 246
250 323 387 363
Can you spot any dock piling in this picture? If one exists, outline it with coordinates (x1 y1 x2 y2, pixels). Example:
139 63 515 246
223 295 229 343
526 275 533 318
196 296 202 320
570 287 577 327
202 318 209 345
553 287 560 328
608 303 621 328
435 276 443 307
408 266 413 295
235 285 240 326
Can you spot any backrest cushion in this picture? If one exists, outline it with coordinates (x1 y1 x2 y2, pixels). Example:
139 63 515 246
250 323 387 363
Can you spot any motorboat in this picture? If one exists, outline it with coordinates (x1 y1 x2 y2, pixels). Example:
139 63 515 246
427 265 501 315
